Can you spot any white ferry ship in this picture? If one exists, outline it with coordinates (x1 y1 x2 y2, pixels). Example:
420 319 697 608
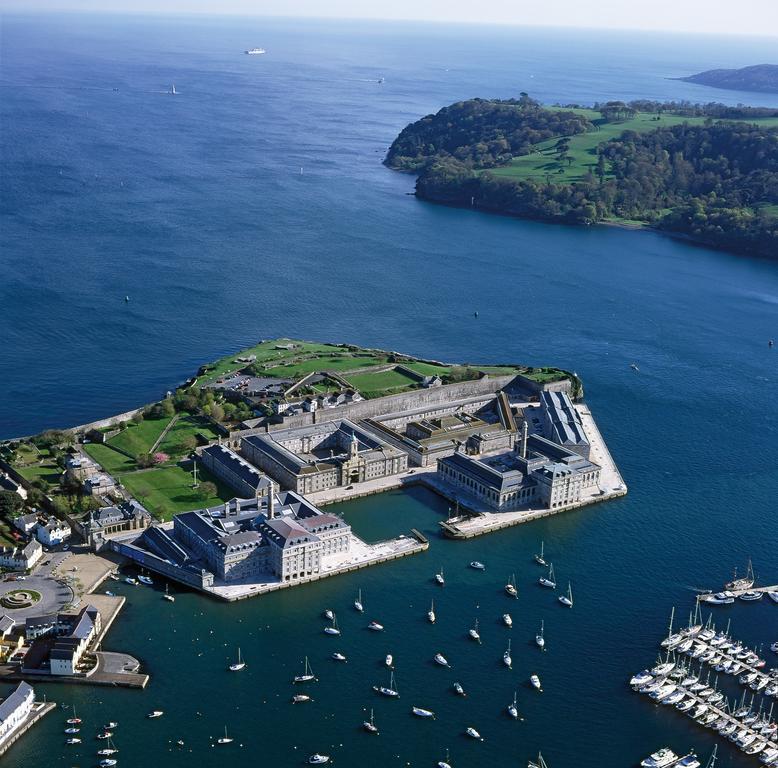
245 48 266 55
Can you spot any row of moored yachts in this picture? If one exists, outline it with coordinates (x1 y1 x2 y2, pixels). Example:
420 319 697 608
630 622 778 764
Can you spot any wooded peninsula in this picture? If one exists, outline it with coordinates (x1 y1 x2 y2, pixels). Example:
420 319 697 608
385 95 778 259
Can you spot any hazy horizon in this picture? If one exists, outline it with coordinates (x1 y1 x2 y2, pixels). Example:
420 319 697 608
3 0 777 39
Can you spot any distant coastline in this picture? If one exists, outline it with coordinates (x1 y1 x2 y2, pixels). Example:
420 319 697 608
677 64 778 94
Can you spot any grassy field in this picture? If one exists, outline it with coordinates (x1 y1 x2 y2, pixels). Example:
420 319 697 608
345 368 418 398
119 464 232 520
14 457 61 488
263 353 389 379
156 416 220 459
82 442 137 474
106 416 173 458
488 109 778 184
401 361 452 377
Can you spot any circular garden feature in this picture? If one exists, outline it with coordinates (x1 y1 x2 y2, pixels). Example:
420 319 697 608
1 589 42 609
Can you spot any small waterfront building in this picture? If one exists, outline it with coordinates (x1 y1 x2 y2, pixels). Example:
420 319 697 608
0 681 35 749
539 391 590 458
82 499 150 550
241 419 407 494
24 606 101 675
35 519 71 548
0 540 42 571
198 444 276 500
13 512 39 536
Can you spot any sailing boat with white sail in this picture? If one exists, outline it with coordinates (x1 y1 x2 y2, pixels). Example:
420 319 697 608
229 647 245 671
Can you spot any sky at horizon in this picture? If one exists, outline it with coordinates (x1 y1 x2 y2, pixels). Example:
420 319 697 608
3 0 778 39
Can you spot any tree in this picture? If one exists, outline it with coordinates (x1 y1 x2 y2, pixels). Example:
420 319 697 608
0 491 22 517
197 481 217 500
210 404 225 423
177 435 198 454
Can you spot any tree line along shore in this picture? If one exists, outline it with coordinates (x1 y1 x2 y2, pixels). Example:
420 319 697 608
384 95 778 259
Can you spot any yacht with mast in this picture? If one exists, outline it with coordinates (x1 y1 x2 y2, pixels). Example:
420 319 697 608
163 583 175 602
293 657 316 683
505 573 518 598
536 620 546 650
469 618 481 643
324 614 341 635
559 582 573 607
373 670 399 697
229 647 245 671
534 541 547 566
508 691 520 720
503 639 512 668
435 568 445 586
428 599 436 623
354 589 364 613
725 559 755 591
217 726 233 744
363 708 379 733
539 563 556 589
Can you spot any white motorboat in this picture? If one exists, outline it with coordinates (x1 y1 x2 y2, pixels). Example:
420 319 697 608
740 590 763 601
138 574 153 586
435 568 445 586
535 620 545 650
373 671 399 697
66 737 81 744
217 726 234 744
503 639 512 668
428 599 436 624
354 589 364 613
66 710 81 725
640 748 680 768
293 656 316 683
453 682 466 696
105 590 114 596
505 574 518 598
673 751 700 766
437 749 452 768
434 652 450 667
99 761 118 768
412 706 435 718
470 561 485 570
469 618 481 643
530 674 542 691
324 614 341 635
630 670 653 687
229 647 246 671
147 710 164 718
292 694 311 703
124 577 138 585
368 621 384 631
559 582 573 607
503 613 513 628
534 541 547 566
538 563 556 589
97 731 113 740
245 47 266 55
363 708 378 733
64 727 79 734
385 654 393 667
508 691 519 719
465 726 483 740
768 591 778 604
323 609 334 621
308 755 330 765
163 583 175 602
332 652 347 662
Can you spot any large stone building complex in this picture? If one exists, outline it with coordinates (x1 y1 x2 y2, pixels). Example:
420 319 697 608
241 419 407 493
198 444 276 499
0 682 35 750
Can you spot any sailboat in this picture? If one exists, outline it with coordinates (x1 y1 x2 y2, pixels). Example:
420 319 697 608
435 568 445 586
528 752 549 768
354 589 364 613
293 656 316 683
324 614 341 635
558 582 573 607
373 670 399 697
469 618 481 643
539 563 556 589
363 708 379 734
530 674 542 691
508 691 520 720
169 84 177 95
503 639 513 668
229 647 245 671
438 749 453 768
66 706 81 725
217 726 233 745
536 620 546 650
428 599 436 624
163 583 175 602
434 652 450 667
534 541 547 566
725 558 755 591
505 573 518 598
97 738 118 756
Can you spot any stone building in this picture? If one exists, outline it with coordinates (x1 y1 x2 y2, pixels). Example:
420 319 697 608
0 540 42 571
64 454 98 483
82 500 151 550
198 444 276 500
240 419 407 493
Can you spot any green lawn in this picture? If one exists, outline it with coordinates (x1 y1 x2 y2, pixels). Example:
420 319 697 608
106 416 172 458
401 361 452 377
83 442 138 474
489 110 778 184
14 460 61 488
345 368 419 397
156 416 220 459
264 353 389 379
119 464 233 521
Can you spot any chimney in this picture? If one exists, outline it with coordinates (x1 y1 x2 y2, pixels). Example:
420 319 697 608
521 421 528 459
267 491 275 520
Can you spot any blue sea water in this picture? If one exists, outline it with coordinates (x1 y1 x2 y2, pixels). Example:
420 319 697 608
1 13 778 768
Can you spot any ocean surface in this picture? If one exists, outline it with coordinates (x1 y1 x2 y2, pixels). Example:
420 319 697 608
2 13 778 768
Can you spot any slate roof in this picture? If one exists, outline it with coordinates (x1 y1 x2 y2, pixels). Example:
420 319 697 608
201 445 273 491
540 391 589 447
0 681 33 723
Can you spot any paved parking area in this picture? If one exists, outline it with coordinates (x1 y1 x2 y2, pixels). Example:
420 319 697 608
0 571 74 624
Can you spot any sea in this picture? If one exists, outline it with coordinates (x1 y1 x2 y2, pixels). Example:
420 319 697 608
1 12 778 768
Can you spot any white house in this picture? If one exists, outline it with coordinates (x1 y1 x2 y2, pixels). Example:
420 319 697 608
0 540 42 571
12 512 39 536
83 473 116 496
35 519 71 548
0 681 35 749
0 473 26 501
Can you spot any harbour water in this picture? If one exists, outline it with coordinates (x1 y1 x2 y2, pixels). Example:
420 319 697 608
2 13 778 767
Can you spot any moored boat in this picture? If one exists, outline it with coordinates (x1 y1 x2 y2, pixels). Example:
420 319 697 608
229 647 246 671
293 656 316 683
412 706 435 718
470 561 485 570
538 563 556 589
368 620 384 631
530 674 542 691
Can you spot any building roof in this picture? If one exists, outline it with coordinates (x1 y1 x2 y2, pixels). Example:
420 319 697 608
0 681 34 723
201 445 273 492
89 499 149 529
0 614 15 634
13 512 39 528
440 451 532 494
25 613 57 630
540 391 589 448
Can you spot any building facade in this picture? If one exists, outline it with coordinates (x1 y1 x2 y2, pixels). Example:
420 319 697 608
198 444 276 500
0 682 35 749
35 519 71 548
0 540 42 571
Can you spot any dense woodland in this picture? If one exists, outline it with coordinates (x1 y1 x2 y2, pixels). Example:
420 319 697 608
386 95 591 170
386 98 778 258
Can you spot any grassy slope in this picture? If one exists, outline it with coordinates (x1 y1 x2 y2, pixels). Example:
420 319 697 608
488 109 778 184
83 442 137 474
106 416 172 458
156 416 219 459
